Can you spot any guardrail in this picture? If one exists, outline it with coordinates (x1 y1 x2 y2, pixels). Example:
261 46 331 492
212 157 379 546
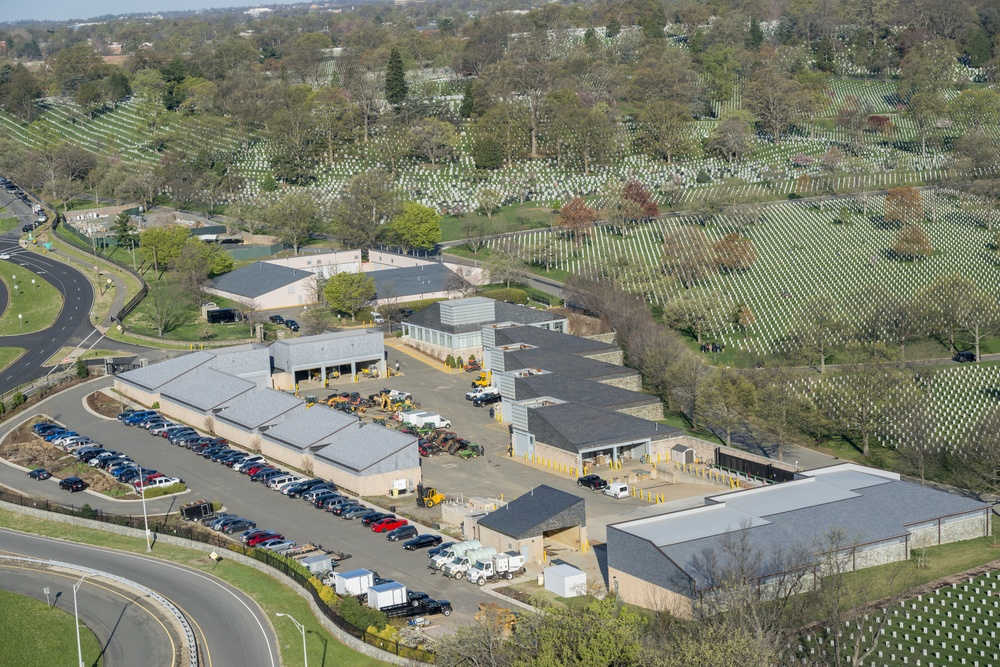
0 555 198 667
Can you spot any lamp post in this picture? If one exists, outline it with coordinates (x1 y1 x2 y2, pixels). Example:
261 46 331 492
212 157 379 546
128 463 152 551
276 613 307 667
73 573 92 667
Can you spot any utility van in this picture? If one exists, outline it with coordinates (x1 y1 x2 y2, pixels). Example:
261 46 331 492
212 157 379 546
603 482 630 499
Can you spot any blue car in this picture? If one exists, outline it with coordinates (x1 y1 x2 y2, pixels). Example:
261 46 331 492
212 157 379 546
123 411 158 425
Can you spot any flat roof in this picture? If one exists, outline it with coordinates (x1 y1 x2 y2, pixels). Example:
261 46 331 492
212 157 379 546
209 261 313 298
526 401 680 453
502 348 636 382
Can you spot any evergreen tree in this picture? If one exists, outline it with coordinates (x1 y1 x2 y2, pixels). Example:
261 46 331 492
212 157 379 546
459 81 474 118
748 16 765 49
606 18 621 39
112 211 137 248
385 48 408 105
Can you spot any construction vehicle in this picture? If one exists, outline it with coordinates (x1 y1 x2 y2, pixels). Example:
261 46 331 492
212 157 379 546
467 552 526 586
430 539 482 571
417 485 445 508
441 547 497 579
464 358 482 372
471 371 493 388
361 364 380 378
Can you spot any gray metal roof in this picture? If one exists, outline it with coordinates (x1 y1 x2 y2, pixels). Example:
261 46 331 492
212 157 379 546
116 351 216 391
477 485 585 539
270 330 384 372
313 423 418 474
502 348 636 382
526 401 680 453
611 464 991 590
514 373 660 411
368 263 458 299
406 299 563 335
158 366 256 411
215 387 303 430
209 261 313 298
491 325 618 356
261 406 358 450
205 344 271 379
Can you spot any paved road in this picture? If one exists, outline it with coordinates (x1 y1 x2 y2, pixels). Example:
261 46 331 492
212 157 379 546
0 560 179 666
0 528 278 667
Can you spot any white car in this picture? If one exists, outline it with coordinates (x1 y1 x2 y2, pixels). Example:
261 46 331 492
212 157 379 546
136 476 183 489
234 456 264 472
0 253 10 260
466 387 491 401
260 539 297 554
149 423 179 436
274 476 306 492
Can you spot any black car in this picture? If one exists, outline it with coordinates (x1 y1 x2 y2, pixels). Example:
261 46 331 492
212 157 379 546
223 518 257 534
473 393 502 408
427 541 456 558
284 319 300 332
27 468 52 480
59 476 88 492
420 599 453 617
577 474 608 491
386 525 419 542
269 315 285 324
361 512 392 526
954 350 977 363
407 591 430 607
403 534 443 551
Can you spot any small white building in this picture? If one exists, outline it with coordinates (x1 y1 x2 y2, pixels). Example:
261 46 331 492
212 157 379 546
544 564 587 598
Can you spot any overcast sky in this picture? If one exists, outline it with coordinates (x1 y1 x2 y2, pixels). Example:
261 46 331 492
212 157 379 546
4 1 305 23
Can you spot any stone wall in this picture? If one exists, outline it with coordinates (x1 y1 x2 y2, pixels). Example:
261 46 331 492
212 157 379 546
533 440 582 472
0 500 416 666
619 403 665 421
600 375 642 392
585 350 625 365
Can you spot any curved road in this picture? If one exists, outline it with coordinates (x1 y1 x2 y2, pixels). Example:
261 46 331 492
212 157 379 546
0 528 279 667
0 562 178 666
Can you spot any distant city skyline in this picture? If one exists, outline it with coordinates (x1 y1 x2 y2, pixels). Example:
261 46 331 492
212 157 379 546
3 1 307 24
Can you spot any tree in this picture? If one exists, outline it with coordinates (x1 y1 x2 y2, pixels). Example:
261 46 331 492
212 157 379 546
919 273 975 354
708 112 754 163
662 226 714 289
891 223 933 261
111 211 137 248
671 354 714 430
139 225 190 271
636 100 694 163
883 187 924 227
259 190 323 255
744 66 807 143
834 95 870 154
751 368 820 462
76 79 109 119
475 102 530 167
952 411 1000 501
485 238 525 288
143 282 189 337
334 170 399 251
411 118 458 165
559 197 597 245
623 181 658 220
385 48 408 105
477 189 503 219
324 272 376 321
713 233 757 273
663 290 729 345
892 393 943 485
0 64 43 121
173 238 232 300
908 92 946 156
790 294 847 373
956 287 1000 362
384 202 442 252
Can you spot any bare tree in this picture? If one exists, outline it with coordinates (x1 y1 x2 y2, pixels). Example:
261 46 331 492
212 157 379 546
670 355 715 430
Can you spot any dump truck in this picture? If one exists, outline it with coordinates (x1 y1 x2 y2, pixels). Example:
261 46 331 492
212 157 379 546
429 539 481 571
467 551 526 586
441 547 497 580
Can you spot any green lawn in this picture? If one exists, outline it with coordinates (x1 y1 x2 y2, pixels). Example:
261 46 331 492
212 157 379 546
0 260 63 334
440 204 555 242
123 288 281 342
0 347 26 371
0 510 389 667
0 589 102 667
0 217 18 233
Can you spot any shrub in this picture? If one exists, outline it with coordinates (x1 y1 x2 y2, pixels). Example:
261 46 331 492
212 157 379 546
9 391 25 408
482 288 528 304
471 137 503 170
788 193 804 200
456 356 464 369
151 401 160 409
319 585 337 606
80 503 98 519
75 359 89 378
696 170 712 183
445 354 456 368
340 595 388 630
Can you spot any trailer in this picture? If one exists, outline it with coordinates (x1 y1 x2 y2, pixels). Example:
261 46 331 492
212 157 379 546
367 581 407 610
179 499 214 522
385 598 453 619
333 569 375 597
467 552 527 586
299 553 334 575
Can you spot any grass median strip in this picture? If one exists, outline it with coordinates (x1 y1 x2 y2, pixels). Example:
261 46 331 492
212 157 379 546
0 509 389 667
0 347 26 373
0 588 103 666
0 260 62 334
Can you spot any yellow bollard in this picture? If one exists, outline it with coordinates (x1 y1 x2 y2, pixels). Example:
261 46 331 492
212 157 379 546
501 493 504 502
657 452 661 463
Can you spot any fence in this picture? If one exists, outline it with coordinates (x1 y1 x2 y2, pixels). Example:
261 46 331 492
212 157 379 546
0 486 436 663
223 242 285 261
0 368 76 409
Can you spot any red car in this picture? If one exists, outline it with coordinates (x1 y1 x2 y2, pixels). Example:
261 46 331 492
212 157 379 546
133 473 166 488
247 531 284 547
372 517 407 533
244 464 268 476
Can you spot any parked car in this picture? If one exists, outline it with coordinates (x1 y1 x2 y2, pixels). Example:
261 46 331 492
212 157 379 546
123 411 158 425
309 491 340 507
259 539 296 553
234 457 265 473
208 515 240 531
149 423 179 436
473 393 502 408
268 315 285 324
27 468 51 480
329 500 361 516
302 484 337 501
372 517 407 533
403 534 444 550
362 512 393 527
282 479 325 498
577 474 608 491
239 528 272 543
137 477 182 490
222 518 257 534
283 319 299 332
32 422 59 434
386 525 419 542
340 505 374 520
954 350 977 363
247 531 284 547
59 476 88 492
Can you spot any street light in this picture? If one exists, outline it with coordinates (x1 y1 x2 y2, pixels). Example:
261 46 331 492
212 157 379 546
73 573 92 667
276 613 308 667
127 463 152 551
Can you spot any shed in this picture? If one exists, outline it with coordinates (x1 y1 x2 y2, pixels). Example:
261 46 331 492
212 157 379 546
474 485 586 563
544 564 587 598
670 444 695 465
299 553 333 575
333 569 374 597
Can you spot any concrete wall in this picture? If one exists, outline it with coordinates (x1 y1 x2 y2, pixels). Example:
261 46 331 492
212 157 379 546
213 420 257 450
158 397 215 434
608 568 693 617
260 439 305 469
534 441 582 473
909 511 989 548
311 459 420 497
113 381 156 407
475 524 544 564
